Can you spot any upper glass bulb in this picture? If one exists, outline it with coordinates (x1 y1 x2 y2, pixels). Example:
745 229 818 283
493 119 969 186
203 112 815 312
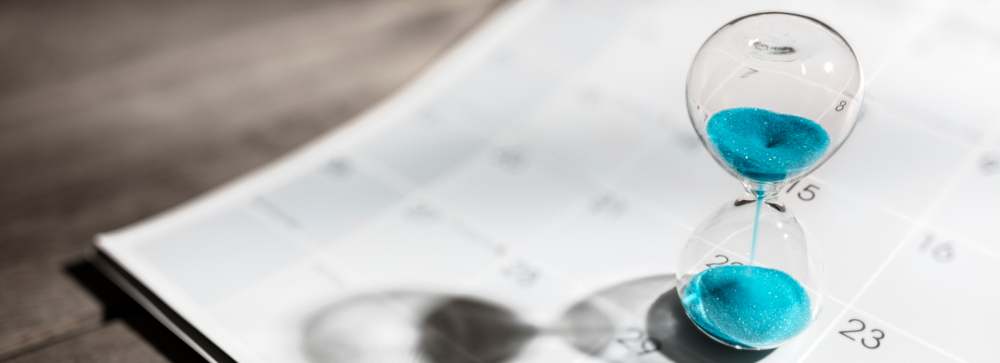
686 12 864 195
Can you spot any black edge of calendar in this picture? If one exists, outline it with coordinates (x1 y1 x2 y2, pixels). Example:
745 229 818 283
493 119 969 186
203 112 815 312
88 248 237 363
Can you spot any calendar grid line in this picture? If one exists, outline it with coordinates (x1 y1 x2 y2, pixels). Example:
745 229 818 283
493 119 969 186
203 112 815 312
796 132 986 362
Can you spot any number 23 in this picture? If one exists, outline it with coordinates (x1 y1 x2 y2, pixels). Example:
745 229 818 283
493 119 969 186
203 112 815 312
838 319 885 349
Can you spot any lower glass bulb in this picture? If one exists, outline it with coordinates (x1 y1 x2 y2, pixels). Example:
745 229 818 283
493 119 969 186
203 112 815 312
675 196 827 350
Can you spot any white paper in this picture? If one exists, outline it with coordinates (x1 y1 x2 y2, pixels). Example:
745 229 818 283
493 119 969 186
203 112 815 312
98 0 1000 362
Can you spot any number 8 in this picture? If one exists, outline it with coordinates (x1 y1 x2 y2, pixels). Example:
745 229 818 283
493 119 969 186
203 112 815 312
835 100 846 112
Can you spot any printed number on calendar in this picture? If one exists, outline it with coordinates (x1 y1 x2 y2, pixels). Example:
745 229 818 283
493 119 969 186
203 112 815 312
705 254 743 268
502 260 540 287
616 328 660 356
786 181 820 201
838 319 885 349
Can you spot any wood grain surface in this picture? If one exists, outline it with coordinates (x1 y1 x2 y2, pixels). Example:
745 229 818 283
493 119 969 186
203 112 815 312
0 0 503 360
5 322 170 363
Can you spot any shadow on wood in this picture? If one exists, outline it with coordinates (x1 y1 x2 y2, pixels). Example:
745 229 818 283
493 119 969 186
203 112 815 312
65 260 208 363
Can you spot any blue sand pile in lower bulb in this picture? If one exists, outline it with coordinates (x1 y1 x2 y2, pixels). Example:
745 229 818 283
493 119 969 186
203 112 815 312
682 265 811 349
706 108 830 181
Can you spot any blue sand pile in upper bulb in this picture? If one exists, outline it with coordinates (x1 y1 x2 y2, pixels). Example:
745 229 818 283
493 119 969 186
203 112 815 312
682 265 811 349
706 108 830 181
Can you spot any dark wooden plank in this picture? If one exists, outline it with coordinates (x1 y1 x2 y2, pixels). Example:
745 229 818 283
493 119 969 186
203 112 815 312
3 322 169 363
0 0 336 98
0 0 503 359
0 258 104 359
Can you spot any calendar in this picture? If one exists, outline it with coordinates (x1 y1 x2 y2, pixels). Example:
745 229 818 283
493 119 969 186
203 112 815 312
94 0 1000 362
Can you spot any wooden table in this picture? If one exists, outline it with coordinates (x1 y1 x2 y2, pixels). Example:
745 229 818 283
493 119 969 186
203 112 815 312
0 0 503 360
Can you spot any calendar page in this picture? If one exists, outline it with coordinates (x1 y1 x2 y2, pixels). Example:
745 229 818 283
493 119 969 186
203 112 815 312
95 0 1000 362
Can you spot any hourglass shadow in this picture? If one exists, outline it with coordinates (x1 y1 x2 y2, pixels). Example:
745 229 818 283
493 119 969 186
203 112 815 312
302 278 776 363
554 275 675 355
421 297 537 363
302 291 535 363
646 288 774 363
555 274 773 363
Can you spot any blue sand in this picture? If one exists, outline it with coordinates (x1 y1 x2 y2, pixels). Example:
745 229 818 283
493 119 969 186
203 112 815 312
706 108 830 182
750 191 763 264
682 265 811 348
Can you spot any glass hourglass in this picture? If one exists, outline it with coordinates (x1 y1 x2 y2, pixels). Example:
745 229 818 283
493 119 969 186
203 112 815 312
675 13 864 350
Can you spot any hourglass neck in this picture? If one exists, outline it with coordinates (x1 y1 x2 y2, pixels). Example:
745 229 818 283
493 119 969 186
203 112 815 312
743 181 784 202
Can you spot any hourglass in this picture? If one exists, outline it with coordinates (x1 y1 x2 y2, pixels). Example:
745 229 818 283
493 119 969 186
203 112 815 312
675 13 863 350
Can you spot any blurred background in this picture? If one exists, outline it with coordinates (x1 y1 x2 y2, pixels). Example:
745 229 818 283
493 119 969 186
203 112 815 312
0 0 501 361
